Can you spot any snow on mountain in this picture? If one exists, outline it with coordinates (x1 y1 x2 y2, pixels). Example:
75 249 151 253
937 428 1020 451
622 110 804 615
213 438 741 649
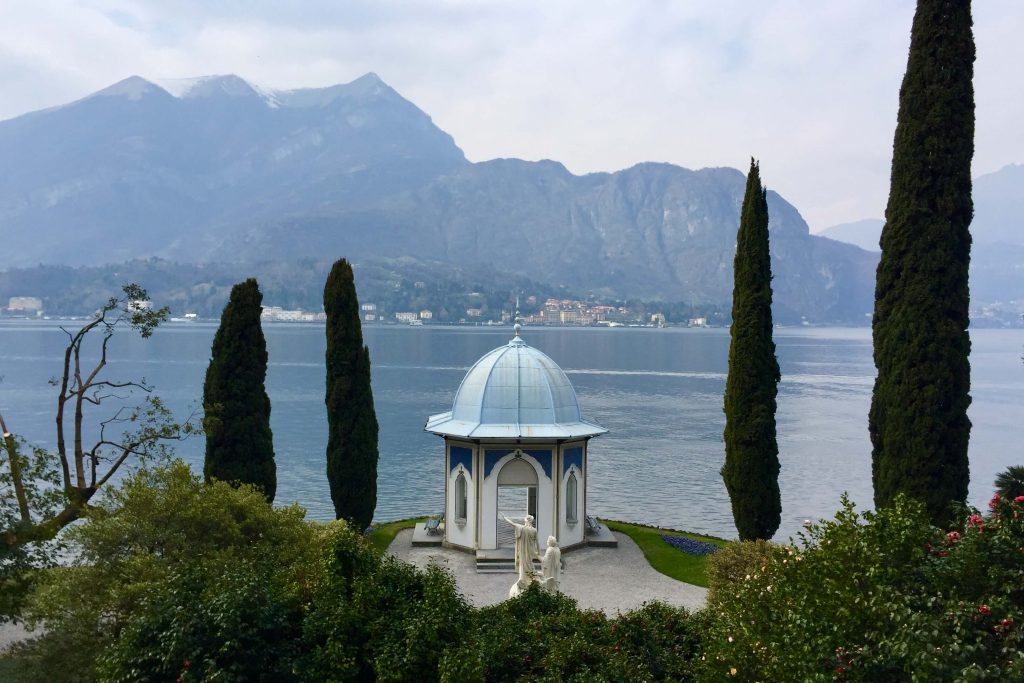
154 74 280 107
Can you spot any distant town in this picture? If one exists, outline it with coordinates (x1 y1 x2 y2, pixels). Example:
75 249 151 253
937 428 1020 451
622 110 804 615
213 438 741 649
268 295 712 328
1 293 711 327
5 292 1023 328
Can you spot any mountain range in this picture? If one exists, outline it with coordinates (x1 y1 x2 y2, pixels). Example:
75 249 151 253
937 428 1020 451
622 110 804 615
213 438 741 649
817 165 1024 304
5 73 1015 323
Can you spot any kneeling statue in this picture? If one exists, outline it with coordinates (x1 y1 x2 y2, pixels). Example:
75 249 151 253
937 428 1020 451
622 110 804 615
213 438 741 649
539 535 561 593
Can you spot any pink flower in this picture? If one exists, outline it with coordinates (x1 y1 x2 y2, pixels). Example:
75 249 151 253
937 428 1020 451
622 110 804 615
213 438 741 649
979 605 991 616
1015 495 1024 503
946 530 961 542
989 495 1001 510
969 514 983 526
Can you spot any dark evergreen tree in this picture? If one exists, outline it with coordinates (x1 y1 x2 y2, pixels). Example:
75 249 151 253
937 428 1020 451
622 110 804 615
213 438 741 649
324 259 379 528
203 278 276 501
870 0 974 524
721 159 781 541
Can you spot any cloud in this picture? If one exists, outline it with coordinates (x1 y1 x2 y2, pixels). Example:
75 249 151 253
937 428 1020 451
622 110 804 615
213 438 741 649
0 0 1020 230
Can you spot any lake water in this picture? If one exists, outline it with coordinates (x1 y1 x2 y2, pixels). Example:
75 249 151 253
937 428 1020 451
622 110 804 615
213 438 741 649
1 321 1021 540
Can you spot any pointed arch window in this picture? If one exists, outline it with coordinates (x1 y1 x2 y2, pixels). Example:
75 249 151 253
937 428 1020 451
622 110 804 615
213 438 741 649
566 472 578 523
455 472 468 522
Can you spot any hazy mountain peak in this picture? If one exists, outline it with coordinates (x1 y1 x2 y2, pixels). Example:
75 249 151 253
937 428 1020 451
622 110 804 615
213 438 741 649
352 71 384 86
817 218 884 252
91 75 166 101
154 74 279 106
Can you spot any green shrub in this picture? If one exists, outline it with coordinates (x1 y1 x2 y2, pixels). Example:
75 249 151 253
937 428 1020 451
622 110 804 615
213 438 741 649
705 539 777 606
297 524 471 683
7 461 318 682
97 558 304 682
700 494 1024 681
441 586 701 682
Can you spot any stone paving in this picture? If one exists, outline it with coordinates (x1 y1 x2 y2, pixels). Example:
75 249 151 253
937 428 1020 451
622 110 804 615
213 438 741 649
387 529 708 614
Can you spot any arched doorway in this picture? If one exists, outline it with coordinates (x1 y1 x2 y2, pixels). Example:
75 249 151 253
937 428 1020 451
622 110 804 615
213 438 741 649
496 456 538 547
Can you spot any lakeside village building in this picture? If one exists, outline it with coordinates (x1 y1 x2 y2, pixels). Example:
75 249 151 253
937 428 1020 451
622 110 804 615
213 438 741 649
424 325 613 560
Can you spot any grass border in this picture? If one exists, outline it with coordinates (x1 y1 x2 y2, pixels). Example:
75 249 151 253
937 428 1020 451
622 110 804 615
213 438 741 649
364 516 428 555
604 520 729 588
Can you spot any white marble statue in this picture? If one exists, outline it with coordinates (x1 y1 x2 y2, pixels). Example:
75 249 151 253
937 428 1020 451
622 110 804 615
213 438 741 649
503 514 541 596
539 535 561 593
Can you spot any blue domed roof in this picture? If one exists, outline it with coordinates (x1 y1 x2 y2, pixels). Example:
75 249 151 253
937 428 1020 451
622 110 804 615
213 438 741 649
425 331 606 440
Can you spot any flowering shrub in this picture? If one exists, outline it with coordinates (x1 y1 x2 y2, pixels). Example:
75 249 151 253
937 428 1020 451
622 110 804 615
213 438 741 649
701 494 1024 681
704 538 776 607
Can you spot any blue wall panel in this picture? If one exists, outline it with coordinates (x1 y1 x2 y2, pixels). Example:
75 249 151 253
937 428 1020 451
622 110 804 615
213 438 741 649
449 446 473 476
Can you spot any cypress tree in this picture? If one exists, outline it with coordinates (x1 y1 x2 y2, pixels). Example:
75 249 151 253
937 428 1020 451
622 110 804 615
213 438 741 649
324 259 379 528
870 0 974 524
203 278 276 501
722 159 782 541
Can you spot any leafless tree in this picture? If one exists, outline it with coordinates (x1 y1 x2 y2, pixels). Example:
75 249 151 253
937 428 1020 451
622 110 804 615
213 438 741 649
2 284 197 554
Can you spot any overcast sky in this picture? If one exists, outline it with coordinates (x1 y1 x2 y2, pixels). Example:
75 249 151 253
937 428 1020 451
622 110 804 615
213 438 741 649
1 0 1020 231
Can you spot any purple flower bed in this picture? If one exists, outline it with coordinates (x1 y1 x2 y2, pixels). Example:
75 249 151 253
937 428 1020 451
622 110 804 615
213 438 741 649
660 534 720 556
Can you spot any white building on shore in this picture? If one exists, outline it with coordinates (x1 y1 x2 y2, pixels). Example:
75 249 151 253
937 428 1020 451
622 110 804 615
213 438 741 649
425 325 606 554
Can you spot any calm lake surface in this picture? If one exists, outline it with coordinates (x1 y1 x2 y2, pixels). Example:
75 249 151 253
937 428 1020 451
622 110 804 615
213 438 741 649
2 321 1022 540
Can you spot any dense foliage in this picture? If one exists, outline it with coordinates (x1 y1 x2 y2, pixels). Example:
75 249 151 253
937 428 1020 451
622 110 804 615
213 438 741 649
704 494 1024 681
6 463 700 682
721 159 781 541
704 538 774 606
203 278 276 500
441 589 701 682
7 462 1024 682
324 259 379 528
6 462 314 682
870 0 975 523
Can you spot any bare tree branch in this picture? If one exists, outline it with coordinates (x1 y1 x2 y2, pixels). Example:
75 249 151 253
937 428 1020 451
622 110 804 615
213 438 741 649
0 410 31 525
3 284 186 554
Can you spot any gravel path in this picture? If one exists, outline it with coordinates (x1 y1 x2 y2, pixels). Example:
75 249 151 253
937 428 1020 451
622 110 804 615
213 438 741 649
387 530 708 614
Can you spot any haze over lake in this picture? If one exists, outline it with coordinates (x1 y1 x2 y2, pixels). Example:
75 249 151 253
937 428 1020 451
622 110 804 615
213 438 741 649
2 322 1021 540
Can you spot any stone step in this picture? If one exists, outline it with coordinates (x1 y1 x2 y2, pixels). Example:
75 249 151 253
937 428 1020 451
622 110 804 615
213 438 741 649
475 556 541 574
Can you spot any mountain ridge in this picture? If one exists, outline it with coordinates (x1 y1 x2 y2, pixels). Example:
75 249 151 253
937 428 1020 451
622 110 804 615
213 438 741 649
2 73 880 322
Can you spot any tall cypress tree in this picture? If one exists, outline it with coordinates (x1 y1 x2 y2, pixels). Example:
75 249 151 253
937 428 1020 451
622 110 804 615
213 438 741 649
870 0 974 524
324 259 379 528
722 159 781 541
203 278 276 501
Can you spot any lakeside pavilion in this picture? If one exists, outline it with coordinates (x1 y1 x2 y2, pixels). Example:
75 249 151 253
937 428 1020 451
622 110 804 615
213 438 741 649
424 324 607 554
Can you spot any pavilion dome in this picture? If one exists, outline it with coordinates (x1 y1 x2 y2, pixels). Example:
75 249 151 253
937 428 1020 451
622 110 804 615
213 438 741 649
425 328 607 440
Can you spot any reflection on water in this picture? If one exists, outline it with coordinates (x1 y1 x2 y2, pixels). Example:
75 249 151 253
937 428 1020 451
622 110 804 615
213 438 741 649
2 322 1022 540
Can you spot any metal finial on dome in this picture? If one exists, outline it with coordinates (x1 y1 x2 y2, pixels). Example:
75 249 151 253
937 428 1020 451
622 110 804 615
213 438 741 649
511 295 524 343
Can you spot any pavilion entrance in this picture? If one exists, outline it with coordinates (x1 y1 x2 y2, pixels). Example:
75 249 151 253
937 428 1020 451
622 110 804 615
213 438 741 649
496 458 538 547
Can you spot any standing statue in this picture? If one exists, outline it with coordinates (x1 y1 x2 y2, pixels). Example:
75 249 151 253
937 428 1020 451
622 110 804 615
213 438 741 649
539 535 561 593
503 514 541 597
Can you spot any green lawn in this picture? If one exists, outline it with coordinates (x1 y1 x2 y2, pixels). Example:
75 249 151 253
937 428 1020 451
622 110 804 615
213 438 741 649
364 516 428 555
604 520 729 588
